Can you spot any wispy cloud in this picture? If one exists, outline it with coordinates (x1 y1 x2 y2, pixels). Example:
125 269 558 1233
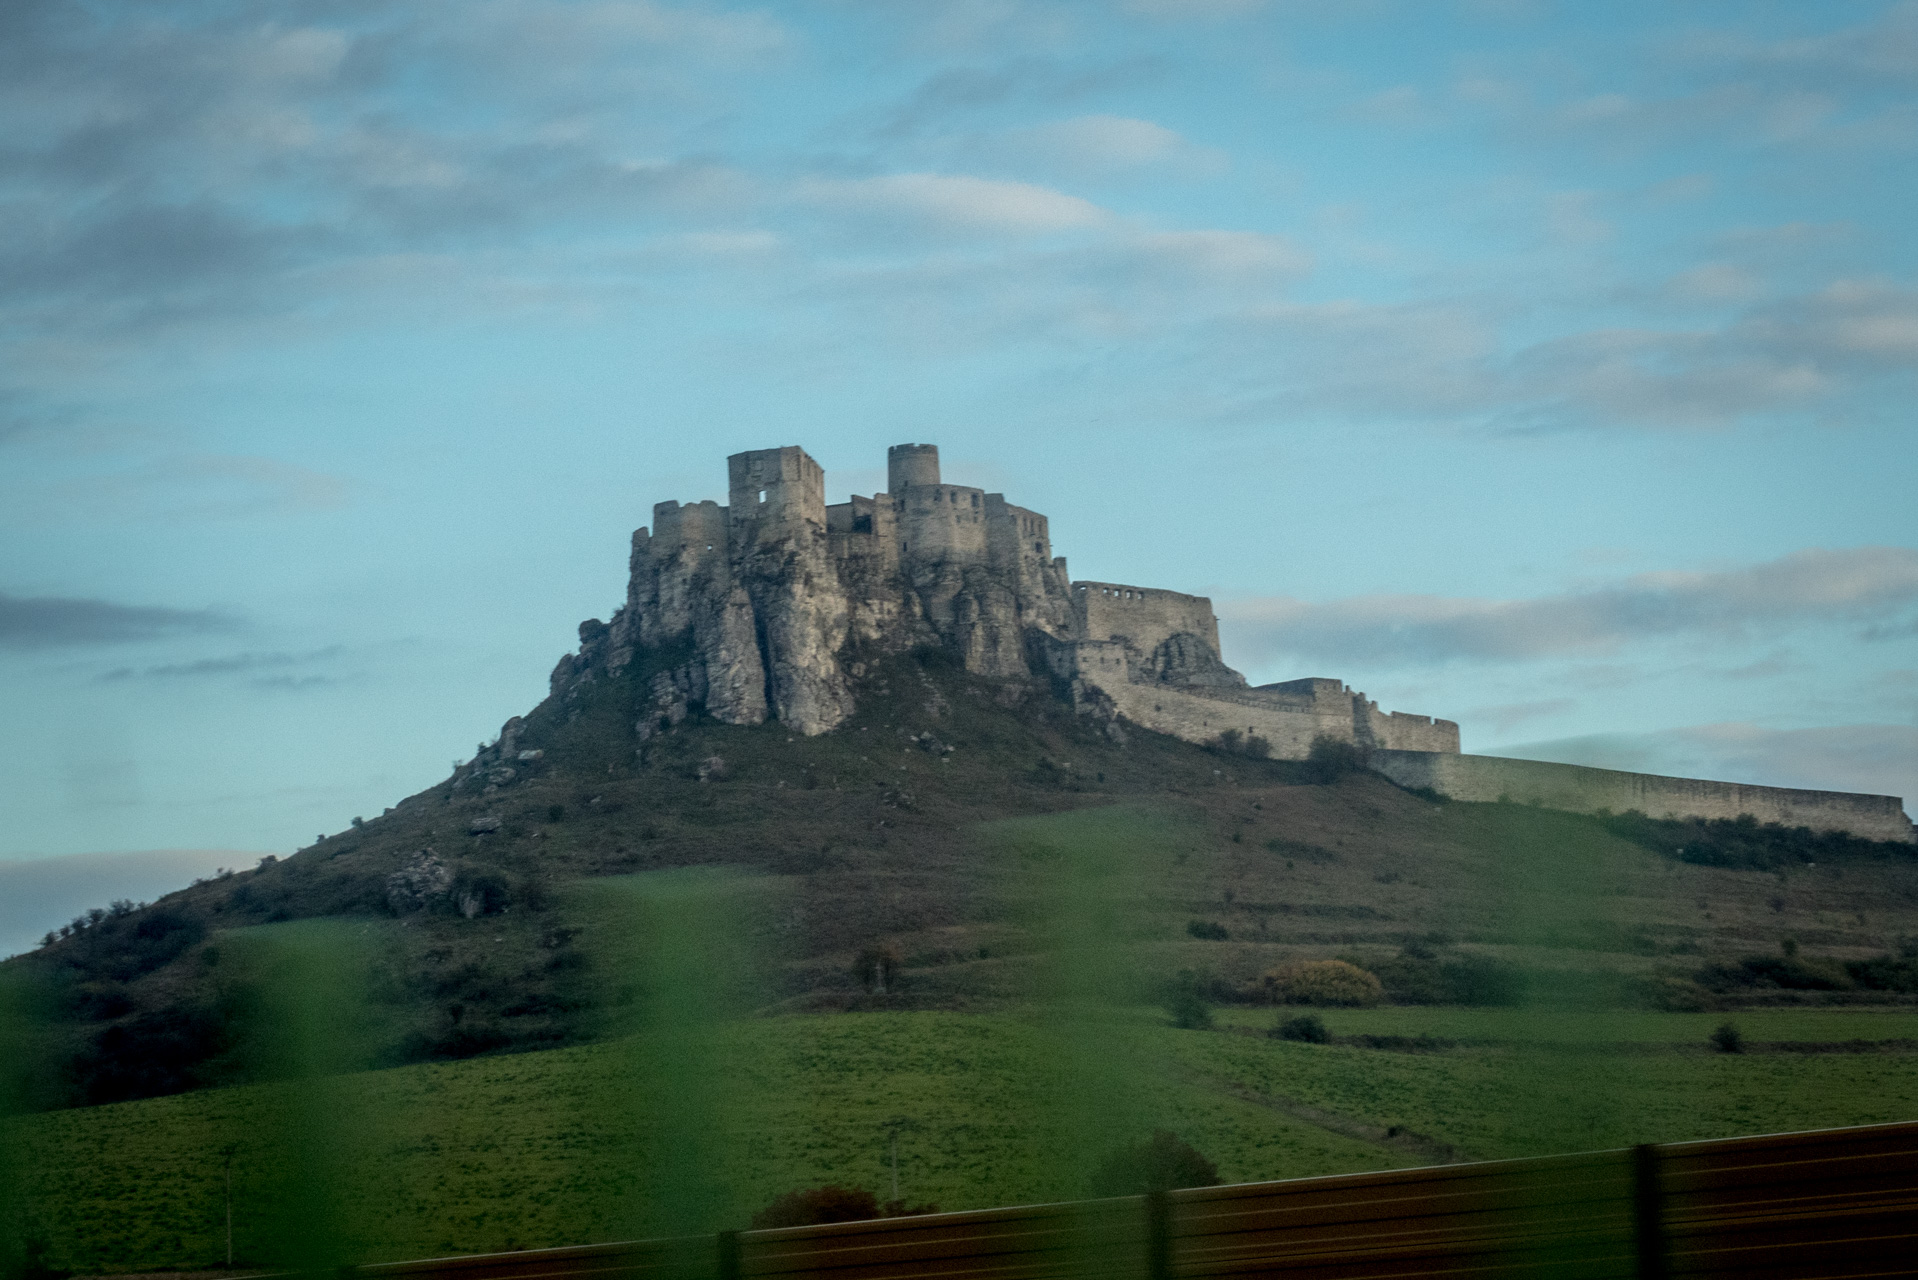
871 57 1169 137
1164 277 1918 431
795 172 1114 238
1469 697 1575 735
932 114 1229 181
97 646 344 684
1221 547 1918 668
0 592 232 649
52 454 352 520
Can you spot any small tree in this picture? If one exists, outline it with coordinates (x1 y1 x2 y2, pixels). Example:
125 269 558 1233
1164 970 1214 1029
1710 1022 1744 1054
1089 1131 1221 1198
1303 735 1368 784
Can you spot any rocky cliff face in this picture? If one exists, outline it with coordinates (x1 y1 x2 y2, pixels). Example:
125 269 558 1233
547 444 1082 738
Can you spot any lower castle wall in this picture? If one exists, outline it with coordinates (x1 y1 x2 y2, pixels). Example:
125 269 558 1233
1370 749 1917 844
1363 707 1462 753
1093 677 1354 760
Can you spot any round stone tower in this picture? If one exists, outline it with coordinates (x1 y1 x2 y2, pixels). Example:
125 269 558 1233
887 443 940 492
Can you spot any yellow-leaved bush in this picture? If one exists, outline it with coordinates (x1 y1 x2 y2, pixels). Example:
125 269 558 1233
1261 959 1384 1007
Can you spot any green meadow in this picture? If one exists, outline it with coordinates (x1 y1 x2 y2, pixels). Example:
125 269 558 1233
11 1005 1918 1274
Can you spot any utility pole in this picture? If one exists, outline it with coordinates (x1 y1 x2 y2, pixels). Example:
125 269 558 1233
222 1145 236 1268
880 1117 915 1207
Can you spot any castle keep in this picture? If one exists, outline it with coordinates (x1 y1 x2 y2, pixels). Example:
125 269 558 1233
546 441 1913 843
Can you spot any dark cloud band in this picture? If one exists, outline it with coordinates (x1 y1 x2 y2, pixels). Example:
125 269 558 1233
0 591 230 649
1221 546 1918 667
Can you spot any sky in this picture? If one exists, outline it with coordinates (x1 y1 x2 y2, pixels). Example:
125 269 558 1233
3 0 1916 955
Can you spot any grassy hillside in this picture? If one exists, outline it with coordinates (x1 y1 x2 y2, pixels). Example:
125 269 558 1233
11 1004 1918 1274
8 645 1918 1113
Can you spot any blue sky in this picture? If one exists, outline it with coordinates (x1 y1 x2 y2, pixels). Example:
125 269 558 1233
3 0 1916 953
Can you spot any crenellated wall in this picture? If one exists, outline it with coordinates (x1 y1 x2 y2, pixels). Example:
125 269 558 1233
1356 701 1462 754
1072 581 1221 659
649 499 728 558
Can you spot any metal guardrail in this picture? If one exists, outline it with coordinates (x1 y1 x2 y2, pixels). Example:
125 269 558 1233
349 1120 1918 1279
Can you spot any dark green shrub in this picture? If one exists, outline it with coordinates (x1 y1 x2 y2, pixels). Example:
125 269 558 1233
1186 920 1228 941
1631 976 1714 1012
1211 729 1272 759
1366 947 1527 1007
752 1185 880 1229
1695 953 1852 993
1089 1130 1220 1197
1303 735 1367 784
1846 955 1918 992
1274 1013 1329 1043
1601 811 1918 872
1164 971 1214 1029
1710 1022 1743 1054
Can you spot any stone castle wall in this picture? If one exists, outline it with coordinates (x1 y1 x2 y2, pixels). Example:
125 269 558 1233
897 483 989 563
1072 582 1220 660
543 437 1908 845
1087 677 1356 759
1371 750 1916 843
1069 668 1461 758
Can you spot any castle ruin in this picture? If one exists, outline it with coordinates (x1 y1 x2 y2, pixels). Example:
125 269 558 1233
552 442 1457 760
547 442 1913 843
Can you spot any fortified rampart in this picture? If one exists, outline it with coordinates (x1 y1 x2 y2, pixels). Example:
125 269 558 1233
1371 750 1917 844
540 438 1909 842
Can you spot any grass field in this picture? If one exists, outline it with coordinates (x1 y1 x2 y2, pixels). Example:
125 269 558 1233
12 1004 1918 1274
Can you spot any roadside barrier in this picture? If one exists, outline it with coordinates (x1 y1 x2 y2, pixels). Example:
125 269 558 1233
352 1120 1918 1279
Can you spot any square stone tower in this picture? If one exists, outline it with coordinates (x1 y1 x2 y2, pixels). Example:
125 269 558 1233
728 446 825 547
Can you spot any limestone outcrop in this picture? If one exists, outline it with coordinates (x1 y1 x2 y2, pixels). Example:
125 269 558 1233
544 441 1457 753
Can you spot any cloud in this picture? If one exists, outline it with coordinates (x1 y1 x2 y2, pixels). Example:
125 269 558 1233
872 57 1169 138
1220 546 1918 668
1124 0 1269 15
1469 698 1575 735
0 848 273 959
0 592 232 650
97 646 345 683
0 0 779 348
1496 723 1918 802
1684 2 1918 93
798 222 1311 356
969 114 1227 178
52 454 353 519
1659 263 1765 304
1171 276 1918 431
796 173 1112 237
